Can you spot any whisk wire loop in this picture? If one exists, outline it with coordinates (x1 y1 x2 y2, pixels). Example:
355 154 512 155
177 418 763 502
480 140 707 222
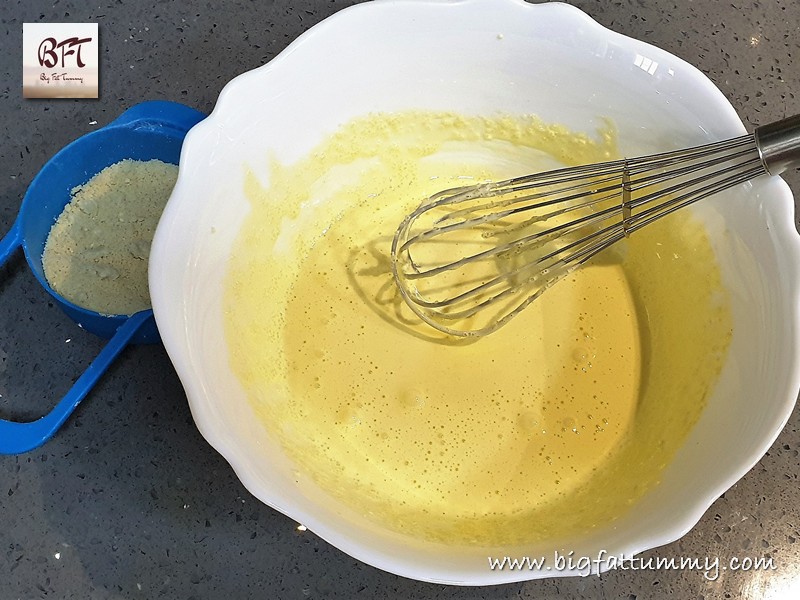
391 115 800 336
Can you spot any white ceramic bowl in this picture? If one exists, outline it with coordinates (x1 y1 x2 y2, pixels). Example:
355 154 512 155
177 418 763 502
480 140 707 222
150 0 800 584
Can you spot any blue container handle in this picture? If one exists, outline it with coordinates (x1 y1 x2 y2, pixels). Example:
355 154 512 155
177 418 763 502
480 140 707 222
0 310 153 454
0 232 155 454
0 217 22 263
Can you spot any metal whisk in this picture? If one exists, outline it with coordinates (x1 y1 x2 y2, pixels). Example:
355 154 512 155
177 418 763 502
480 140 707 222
391 114 800 337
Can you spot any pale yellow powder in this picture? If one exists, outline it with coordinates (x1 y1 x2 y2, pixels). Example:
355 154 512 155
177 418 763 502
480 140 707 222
42 158 178 315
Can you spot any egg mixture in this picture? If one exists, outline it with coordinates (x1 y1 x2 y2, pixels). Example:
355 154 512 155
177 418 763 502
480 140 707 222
223 111 732 545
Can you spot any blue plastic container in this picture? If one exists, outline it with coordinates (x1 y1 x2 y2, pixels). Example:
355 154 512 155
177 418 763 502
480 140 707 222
0 100 204 454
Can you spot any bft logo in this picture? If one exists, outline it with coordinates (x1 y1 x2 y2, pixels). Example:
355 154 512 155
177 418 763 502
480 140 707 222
37 36 93 69
23 23 99 99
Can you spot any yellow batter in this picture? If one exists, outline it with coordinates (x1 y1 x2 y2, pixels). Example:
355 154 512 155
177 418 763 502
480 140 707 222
224 112 732 545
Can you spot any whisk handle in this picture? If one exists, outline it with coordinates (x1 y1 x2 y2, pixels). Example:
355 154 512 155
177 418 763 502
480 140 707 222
754 114 800 176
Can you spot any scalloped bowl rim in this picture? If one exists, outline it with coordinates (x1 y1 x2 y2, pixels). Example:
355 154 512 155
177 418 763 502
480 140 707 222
150 0 800 584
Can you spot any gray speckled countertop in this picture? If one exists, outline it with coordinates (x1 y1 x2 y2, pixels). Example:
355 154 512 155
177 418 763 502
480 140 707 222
1 1 799 598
